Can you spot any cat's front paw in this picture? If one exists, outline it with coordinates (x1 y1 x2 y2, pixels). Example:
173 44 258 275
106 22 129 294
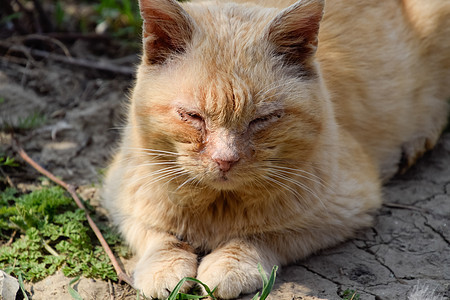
197 249 265 299
133 246 197 299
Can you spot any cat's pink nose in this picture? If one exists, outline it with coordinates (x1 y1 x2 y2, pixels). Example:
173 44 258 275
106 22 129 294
214 158 239 173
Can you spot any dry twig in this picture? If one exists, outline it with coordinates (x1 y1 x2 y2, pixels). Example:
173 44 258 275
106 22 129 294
5 230 17 247
0 41 135 76
13 142 134 287
0 167 15 188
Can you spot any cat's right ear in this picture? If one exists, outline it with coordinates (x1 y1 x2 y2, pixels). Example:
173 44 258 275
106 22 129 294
139 0 195 65
266 0 324 66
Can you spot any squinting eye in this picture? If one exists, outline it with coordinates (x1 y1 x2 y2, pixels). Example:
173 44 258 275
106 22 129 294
249 112 283 128
186 112 203 122
250 116 270 126
178 110 205 131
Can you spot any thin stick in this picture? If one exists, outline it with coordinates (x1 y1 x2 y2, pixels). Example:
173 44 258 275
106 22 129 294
0 167 15 188
5 230 17 247
14 144 134 287
0 41 135 76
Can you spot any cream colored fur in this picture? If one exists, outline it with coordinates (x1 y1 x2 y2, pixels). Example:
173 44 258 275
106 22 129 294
102 0 450 298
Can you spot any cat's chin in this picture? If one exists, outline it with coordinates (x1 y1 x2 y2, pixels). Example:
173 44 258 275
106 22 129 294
207 174 244 191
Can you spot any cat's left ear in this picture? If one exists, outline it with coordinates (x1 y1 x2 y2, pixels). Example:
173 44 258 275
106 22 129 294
266 0 324 65
139 0 195 65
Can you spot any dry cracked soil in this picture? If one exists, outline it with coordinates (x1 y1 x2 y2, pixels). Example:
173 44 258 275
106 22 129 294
0 52 449 300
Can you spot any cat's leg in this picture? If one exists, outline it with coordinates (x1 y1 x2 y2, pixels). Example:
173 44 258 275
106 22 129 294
196 238 278 299
123 221 198 299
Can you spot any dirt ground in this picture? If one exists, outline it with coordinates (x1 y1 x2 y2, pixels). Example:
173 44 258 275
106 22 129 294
0 50 449 300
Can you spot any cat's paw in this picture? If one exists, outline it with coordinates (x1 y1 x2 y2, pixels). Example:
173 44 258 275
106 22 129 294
197 249 264 299
133 246 198 299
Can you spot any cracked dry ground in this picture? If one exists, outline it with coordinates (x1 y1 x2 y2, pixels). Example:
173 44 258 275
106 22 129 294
0 62 449 300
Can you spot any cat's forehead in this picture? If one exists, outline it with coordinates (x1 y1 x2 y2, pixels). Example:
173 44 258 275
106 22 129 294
185 3 277 63
185 2 277 37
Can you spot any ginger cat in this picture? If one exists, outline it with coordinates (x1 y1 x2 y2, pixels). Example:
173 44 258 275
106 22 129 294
102 0 450 298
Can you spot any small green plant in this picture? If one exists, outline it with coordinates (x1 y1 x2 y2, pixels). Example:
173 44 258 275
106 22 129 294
0 156 18 167
0 13 22 26
252 264 278 300
0 111 47 132
54 1 66 30
166 264 278 300
18 273 30 300
0 185 127 281
17 112 47 131
95 0 141 39
68 276 84 300
341 289 361 300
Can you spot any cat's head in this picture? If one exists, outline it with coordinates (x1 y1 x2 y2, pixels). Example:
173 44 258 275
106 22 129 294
130 0 333 194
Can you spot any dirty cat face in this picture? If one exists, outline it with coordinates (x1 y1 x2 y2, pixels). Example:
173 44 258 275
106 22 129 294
130 0 329 193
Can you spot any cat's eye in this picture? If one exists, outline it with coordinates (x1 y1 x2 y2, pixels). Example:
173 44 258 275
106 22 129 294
186 112 203 121
178 109 205 131
249 111 283 129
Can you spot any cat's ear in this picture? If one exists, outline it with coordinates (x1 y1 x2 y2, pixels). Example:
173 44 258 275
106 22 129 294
139 0 195 65
267 0 324 65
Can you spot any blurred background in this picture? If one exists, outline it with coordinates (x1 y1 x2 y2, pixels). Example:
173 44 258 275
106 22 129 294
1 0 142 47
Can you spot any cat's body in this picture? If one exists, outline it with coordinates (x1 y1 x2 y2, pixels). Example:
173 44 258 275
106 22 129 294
102 0 450 298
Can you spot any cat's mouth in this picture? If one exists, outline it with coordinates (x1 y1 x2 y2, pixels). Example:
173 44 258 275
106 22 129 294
218 173 230 182
209 172 239 190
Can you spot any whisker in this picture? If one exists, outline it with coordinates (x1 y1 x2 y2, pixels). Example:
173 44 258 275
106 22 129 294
135 161 181 167
250 176 272 195
264 158 327 168
140 169 187 190
263 175 307 204
175 175 199 192
127 166 182 187
108 124 143 131
267 170 324 208
165 172 190 186
269 165 331 192
116 156 174 164
139 170 189 199
123 147 181 156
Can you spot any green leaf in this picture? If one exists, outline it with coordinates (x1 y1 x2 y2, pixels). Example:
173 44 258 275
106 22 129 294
18 273 30 300
68 276 84 300
259 265 278 300
251 292 260 300
0 156 19 167
258 263 269 287
167 277 217 300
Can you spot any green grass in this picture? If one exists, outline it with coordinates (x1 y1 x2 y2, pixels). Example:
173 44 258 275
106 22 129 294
166 264 278 300
18 273 30 300
0 185 128 281
0 156 19 167
0 111 47 132
341 289 361 300
95 0 141 39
